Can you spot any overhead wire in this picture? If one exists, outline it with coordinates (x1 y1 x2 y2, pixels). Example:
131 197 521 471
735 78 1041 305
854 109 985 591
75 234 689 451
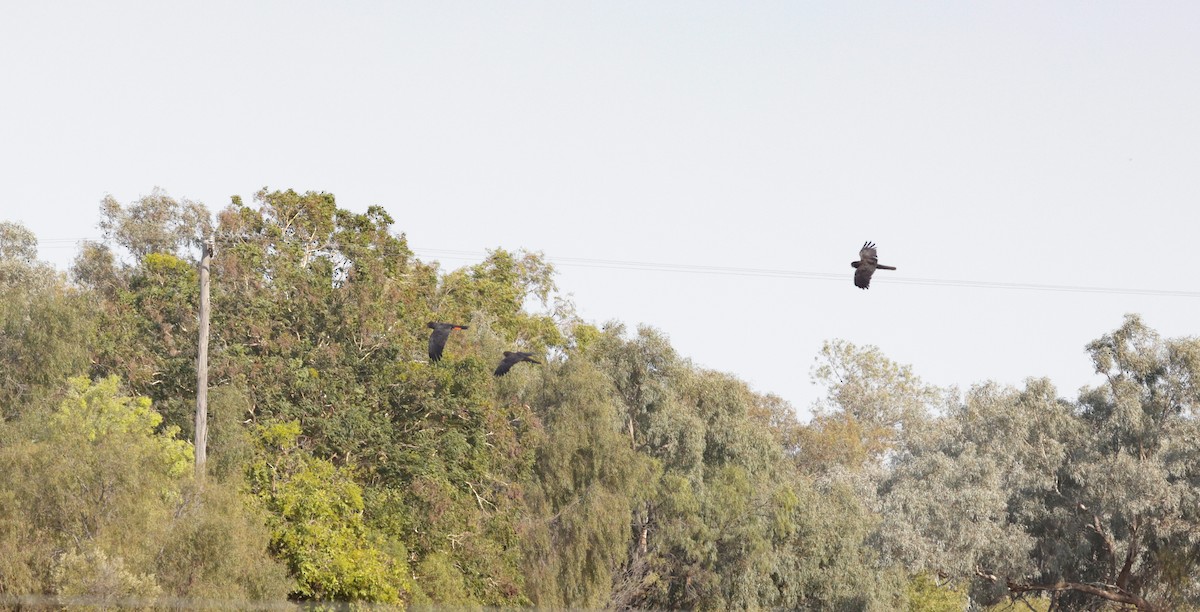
19 236 1200 299
410 247 1200 298
22 237 93 249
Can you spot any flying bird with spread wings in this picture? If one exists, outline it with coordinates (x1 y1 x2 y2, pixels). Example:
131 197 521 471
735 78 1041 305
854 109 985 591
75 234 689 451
851 241 897 289
493 351 541 376
426 322 468 362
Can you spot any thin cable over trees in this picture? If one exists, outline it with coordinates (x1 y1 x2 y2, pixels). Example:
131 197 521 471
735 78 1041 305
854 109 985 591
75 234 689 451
24 236 1200 298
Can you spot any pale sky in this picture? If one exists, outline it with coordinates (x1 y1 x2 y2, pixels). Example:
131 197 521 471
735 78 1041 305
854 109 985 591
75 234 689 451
4 2 1200 417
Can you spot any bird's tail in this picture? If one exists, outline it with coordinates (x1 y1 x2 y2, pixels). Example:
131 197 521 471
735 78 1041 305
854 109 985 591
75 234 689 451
877 265 897 271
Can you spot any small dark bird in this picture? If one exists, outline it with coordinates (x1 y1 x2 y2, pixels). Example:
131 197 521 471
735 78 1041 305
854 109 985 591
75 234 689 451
851 241 897 289
494 351 541 376
426 322 468 362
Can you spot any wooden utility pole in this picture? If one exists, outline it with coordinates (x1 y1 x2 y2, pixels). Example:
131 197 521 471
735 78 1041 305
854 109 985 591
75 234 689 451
194 237 213 479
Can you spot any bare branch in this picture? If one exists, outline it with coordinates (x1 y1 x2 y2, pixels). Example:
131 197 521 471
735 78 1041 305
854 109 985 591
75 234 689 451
1008 580 1158 612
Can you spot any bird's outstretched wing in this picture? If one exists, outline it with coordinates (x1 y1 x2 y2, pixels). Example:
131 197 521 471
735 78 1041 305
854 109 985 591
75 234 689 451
428 328 451 361
858 241 879 265
494 352 519 376
852 241 895 289
854 263 876 289
853 241 878 289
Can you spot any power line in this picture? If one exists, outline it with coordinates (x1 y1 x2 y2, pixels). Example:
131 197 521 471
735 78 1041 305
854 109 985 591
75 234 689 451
22 236 1200 299
411 247 1200 299
24 237 95 249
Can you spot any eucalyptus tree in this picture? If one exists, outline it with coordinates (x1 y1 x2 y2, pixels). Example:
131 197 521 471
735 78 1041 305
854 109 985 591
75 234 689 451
207 189 564 606
99 188 211 261
879 316 1200 611
69 187 574 605
0 222 92 416
0 220 41 267
78 190 214 430
802 340 944 474
581 325 903 610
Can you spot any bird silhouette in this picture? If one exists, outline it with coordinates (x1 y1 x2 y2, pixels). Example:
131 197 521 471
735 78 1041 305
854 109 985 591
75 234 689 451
851 241 897 289
494 351 541 376
426 322 468 362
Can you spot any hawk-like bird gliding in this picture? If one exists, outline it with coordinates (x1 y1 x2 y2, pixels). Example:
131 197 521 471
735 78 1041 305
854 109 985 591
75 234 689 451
851 241 897 289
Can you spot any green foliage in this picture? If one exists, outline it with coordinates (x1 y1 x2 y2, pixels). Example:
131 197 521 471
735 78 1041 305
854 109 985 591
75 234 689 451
0 376 288 605
52 546 163 610
83 249 201 437
204 384 260 482
99 188 212 260
70 241 120 293
0 225 93 416
581 324 903 610
438 248 564 351
412 552 474 609
804 339 943 472
201 190 550 606
521 359 653 608
0 221 38 262
905 573 967 611
54 376 190 469
0 221 52 289
17 191 1198 611
882 315 1200 609
12 377 192 555
247 421 414 604
985 595 1052 611
152 483 294 603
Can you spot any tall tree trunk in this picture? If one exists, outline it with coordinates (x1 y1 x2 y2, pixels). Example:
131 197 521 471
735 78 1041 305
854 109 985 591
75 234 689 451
194 238 213 480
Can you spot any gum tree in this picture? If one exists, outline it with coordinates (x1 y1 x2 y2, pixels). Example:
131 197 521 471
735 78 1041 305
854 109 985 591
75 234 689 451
880 316 1200 611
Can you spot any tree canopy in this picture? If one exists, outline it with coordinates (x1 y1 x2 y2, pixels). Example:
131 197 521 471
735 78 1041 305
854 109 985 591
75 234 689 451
0 190 1196 610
